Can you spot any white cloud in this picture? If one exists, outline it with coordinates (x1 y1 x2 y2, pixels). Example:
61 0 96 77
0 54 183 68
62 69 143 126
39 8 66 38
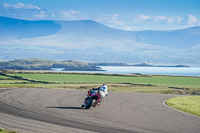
95 14 124 25
1 2 199 31
133 14 150 24
96 14 197 31
166 17 175 24
60 10 79 18
133 15 169 24
152 16 167 23
51 12 56 17
34 11 47 19
3 2 25 9
132 14 198 26
3 2 40 10
1 2 45 20
60 10 87 20
166 16 186 25
26 4 41 10
176 16 184 24
1 2 88 20
186 14 198 25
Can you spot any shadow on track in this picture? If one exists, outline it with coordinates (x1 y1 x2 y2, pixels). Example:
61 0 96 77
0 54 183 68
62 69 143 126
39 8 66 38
47 106 83 110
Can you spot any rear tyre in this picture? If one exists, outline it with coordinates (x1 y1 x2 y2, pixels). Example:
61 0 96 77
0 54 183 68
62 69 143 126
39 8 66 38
92 99 97 107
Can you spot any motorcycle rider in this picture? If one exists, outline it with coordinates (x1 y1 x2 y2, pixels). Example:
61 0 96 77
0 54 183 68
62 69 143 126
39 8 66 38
81 84 108 107
91 84 108 98
99 84 108 98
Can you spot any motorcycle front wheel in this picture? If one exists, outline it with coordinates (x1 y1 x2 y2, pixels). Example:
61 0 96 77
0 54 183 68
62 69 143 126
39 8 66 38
85 98 93 109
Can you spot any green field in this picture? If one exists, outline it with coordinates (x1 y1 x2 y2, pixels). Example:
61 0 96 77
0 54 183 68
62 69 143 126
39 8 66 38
11 73 200 88
166 96 200 117
0 75 11 79
0 80 30 84
0 71 200 94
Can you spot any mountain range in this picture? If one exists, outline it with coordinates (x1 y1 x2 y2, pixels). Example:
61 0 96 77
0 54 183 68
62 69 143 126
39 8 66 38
0 16 200 64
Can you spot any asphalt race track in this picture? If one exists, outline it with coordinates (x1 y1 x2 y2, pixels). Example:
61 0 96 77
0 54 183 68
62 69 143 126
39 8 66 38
0 88 199 133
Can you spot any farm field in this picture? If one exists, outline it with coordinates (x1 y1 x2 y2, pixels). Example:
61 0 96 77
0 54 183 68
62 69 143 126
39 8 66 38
10 73 200 88
0 71 200 94
0 75 11 79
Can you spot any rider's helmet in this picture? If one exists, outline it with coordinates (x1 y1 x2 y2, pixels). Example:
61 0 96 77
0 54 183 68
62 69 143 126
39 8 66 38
102 84 107 89
102 84 108 95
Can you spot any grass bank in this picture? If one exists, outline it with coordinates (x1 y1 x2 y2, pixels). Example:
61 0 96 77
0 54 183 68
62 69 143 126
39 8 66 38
0 128 16 133
166 96 200 117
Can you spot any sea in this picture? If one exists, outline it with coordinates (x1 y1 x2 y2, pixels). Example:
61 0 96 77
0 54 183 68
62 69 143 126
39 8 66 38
52 66 200 77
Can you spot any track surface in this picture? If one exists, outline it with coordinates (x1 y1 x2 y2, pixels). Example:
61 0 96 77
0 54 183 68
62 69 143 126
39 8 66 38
0 88 199 133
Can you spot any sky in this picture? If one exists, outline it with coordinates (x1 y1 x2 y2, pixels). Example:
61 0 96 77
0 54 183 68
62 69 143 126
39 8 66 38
0 0 200 31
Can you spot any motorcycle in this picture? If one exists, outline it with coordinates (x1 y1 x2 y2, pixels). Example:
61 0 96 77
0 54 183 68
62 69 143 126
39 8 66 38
81 88 102 109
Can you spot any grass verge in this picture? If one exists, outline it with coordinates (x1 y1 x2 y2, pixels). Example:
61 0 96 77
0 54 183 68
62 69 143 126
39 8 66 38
0 128 16 133
166 96 200 117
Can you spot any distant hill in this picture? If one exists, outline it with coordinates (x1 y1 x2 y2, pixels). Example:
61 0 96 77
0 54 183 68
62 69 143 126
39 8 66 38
0 16 200 64
0 59 102 71
134 27 200 48
0 16 61 39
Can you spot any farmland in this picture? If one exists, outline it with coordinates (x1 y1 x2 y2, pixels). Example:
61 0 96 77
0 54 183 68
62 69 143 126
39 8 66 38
10 73 200 88
0 71 200 94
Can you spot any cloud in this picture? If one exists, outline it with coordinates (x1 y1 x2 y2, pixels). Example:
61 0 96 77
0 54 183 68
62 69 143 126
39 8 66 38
176 17 184 24
185 14 198 25
95 14 124 25
166 17 175 24
1 2 199 31
60 10 80 17
133 14 150 24
1 2 44 20
152 16 167 23
1 2 89 21
94 14 199 31
60 10 87 20
34 11 48 19
3 2 40 10
120 14 199 31
132 14 199 26
133 15 168 24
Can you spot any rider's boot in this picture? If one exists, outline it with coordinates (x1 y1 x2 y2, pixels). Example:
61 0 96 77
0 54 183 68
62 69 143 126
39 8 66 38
98 101 102 106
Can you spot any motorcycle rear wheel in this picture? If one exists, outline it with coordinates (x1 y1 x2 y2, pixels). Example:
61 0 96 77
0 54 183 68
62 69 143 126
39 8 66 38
92 99 97 107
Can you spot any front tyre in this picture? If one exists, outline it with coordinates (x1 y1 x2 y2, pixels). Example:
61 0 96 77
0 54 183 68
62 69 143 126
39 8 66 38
81 104 84 108
85 98 93 109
